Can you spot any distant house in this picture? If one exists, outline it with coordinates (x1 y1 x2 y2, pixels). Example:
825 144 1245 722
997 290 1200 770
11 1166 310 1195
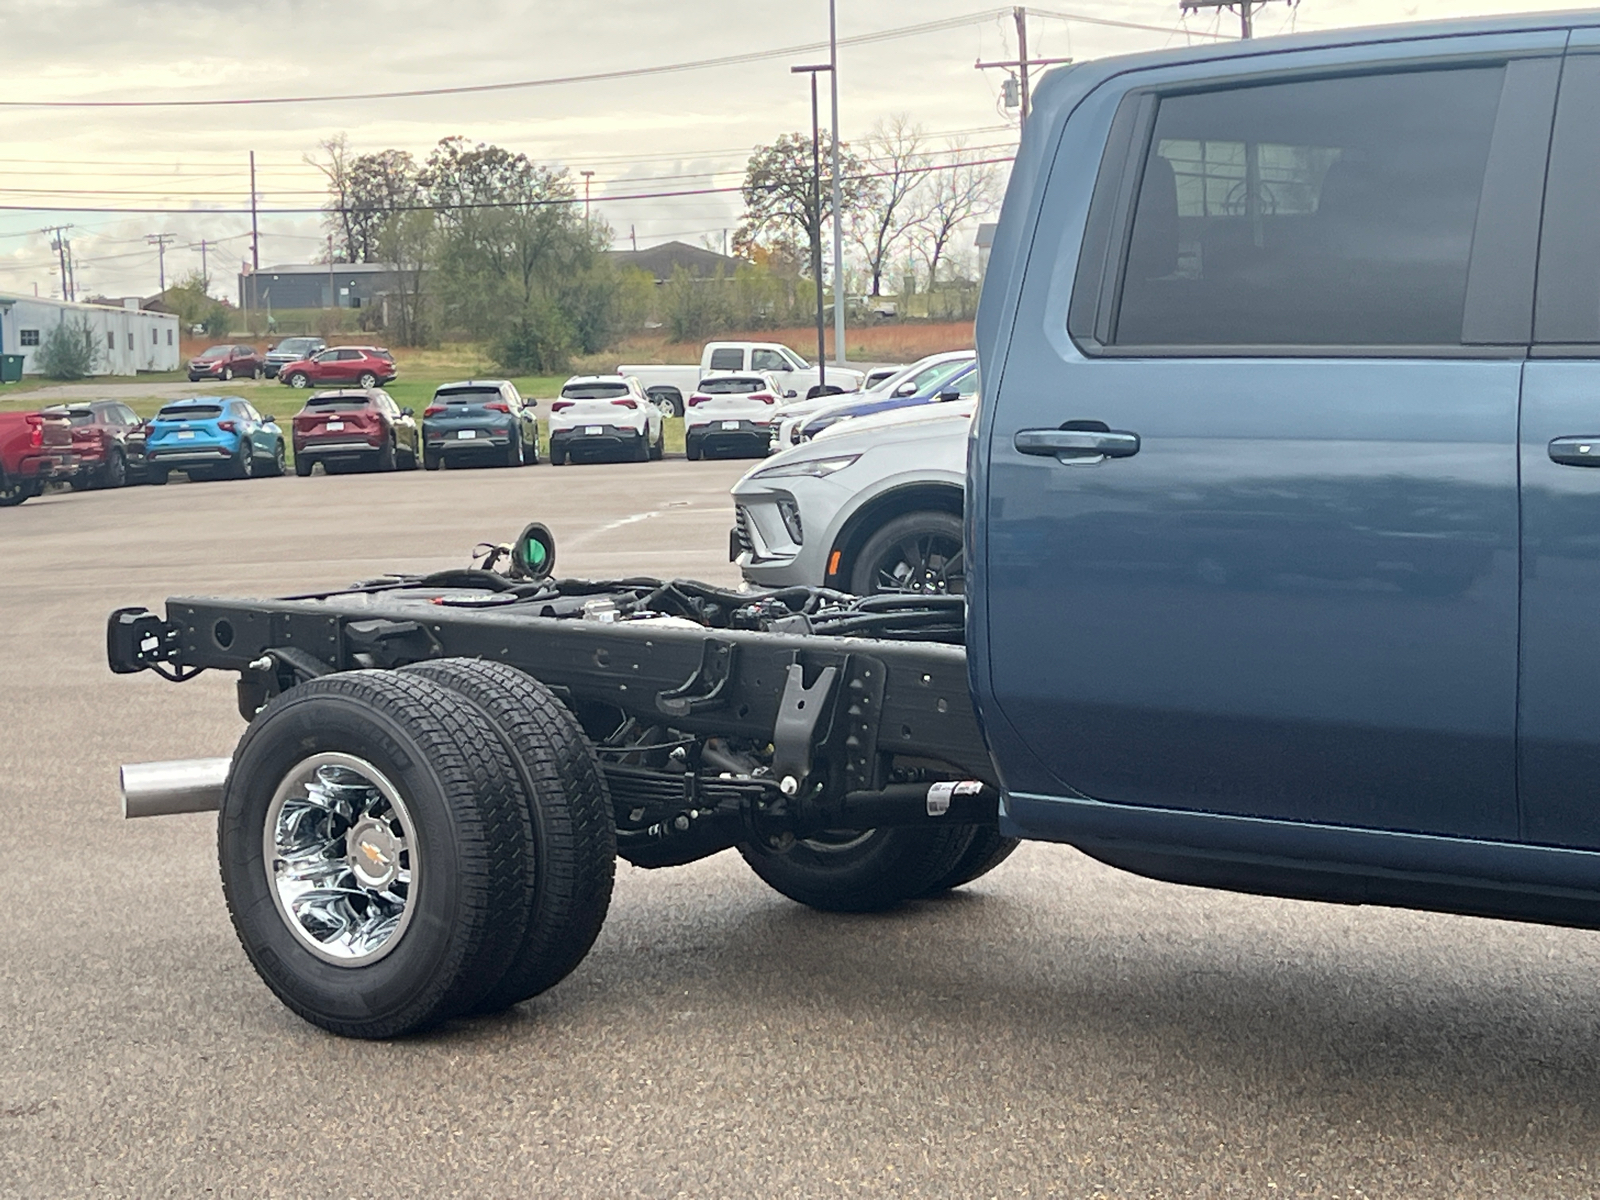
0 294 180 376
607 240 738 283
239 262 405 311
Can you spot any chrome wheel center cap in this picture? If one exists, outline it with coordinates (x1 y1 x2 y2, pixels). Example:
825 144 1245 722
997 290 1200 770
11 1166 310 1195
346 817 402 889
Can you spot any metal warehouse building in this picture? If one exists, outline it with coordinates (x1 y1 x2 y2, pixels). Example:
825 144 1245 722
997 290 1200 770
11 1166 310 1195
0 295 181 376
239 263 402 312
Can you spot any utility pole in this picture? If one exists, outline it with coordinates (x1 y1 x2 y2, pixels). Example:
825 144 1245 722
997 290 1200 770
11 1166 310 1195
198 239 209 288
327 234 336 309
792 63 832 387
146 233 175 297
41 225 73 301
975 8 1073 129
827 0 845 367
630 224 638 252
1179 0 1291 38
581 170 594 224
249 151 260 270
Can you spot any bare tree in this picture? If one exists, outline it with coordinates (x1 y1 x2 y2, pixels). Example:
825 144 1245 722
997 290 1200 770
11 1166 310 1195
307 135 357 261
911 143 1000 288
848 115 929 297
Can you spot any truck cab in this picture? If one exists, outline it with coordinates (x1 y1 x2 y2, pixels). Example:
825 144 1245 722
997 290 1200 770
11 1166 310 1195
972 12 1600 921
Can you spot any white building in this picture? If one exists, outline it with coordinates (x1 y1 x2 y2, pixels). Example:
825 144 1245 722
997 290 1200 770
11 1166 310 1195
0 295 181 377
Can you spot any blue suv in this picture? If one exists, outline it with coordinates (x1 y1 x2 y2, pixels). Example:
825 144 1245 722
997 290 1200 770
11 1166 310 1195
801 362 979 441
145 397 286 484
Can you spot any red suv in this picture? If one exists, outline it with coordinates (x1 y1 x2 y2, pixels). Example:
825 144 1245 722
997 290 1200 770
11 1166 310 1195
49 401 150 489
187 344 263 383
291 389 419 475
278 346 397 390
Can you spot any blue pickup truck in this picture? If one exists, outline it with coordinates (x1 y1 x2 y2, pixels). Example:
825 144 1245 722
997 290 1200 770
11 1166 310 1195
110 11 1600 1039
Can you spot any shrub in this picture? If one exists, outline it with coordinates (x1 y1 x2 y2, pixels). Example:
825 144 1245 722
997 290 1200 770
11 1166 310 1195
35 315 101 380
492 299 574 374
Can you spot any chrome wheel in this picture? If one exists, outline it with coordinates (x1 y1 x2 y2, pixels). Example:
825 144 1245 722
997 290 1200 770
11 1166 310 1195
263 752 418 966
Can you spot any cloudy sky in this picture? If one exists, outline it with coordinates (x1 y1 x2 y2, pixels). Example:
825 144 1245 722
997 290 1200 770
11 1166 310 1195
0 0 1584 302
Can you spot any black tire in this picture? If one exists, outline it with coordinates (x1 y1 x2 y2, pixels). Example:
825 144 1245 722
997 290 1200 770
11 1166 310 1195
287 372 309 389
400 445 419 471
849 510 965 597
424 451 441 471
233 442 255 480
222 366 234 382
358 371 379 389
914 827 1022 897
403 660 615 1012
294 454 314 477
218 671 532 1039
649 424 664 461
0 471 36 506
505 434 523 468
630 432 649 463
739 827 972 913
377 436 397 472
102 449 127 489
69 472 92 492
147 467 169 486
266 441 287 477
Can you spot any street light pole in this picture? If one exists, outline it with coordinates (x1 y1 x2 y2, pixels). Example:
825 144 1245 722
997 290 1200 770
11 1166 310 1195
791 64 832 388
827 0 845 368
581 170 594 224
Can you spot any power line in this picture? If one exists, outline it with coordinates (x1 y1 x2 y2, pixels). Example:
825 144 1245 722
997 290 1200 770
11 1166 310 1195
0 155 1017 216
0 12 1020 109
1030 7 1235 38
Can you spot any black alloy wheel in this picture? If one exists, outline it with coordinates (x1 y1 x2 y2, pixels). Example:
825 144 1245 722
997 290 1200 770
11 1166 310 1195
0 470 36 507
849 511 965 597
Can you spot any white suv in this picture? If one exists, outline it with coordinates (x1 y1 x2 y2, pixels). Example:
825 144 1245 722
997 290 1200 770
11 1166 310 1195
684 373 788 461
548 375 664 465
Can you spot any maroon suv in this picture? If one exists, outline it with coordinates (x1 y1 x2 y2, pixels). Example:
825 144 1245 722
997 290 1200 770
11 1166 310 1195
187 344 263 383
278 346 397 390
291 389 419 475
50 401 149 489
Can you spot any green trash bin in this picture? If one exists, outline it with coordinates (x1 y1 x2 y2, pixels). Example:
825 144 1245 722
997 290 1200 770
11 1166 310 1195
0 354 22 384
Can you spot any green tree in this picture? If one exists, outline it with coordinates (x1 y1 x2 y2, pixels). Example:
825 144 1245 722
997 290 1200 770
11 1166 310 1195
36 314 101 380
735 131 875 272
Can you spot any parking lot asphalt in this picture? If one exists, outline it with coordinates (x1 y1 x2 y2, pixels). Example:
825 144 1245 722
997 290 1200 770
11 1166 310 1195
4 461 1600 1198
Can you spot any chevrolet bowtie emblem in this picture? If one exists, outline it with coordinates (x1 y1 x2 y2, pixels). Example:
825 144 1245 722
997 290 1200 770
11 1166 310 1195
358 841 390 867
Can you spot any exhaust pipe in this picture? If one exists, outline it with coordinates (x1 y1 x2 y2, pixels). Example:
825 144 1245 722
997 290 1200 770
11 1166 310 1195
120 758 231 819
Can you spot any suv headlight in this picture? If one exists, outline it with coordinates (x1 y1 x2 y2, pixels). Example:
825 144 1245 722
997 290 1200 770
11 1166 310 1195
751 453 860 480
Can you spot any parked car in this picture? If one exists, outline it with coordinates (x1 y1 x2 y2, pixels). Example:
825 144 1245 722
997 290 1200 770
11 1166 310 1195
262 337 327 379
46 401 149 489
547 375 662 465
733 399 973 593
617 341 864 417
292 389 419 476
187 344 264 383
0 410 77 506
771 351 974 450
144 397 285 482
683 373 786 461
421 380 540 469
278 346 396 390
801 361 979 441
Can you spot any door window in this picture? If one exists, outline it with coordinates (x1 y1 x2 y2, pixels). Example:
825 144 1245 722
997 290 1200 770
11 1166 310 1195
1535 55 1600 345
708 348 744 371
1113 67 1505 347
751 348 790 372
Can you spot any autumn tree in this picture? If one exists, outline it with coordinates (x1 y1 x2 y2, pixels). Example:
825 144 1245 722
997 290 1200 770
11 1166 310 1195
735 131 875 273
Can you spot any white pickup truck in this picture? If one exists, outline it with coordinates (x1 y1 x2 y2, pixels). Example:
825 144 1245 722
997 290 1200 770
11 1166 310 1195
618 341 864 417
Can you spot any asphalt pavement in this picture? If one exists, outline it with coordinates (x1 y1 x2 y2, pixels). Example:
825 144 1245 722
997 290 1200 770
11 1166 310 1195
4 460 1600 1198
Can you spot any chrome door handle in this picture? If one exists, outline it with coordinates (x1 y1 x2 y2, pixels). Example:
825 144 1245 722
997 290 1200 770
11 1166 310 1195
1014 427 1140 462
1549 437 1600 467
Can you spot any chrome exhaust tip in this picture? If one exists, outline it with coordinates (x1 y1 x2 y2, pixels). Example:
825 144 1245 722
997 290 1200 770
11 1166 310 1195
120 758 231 819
